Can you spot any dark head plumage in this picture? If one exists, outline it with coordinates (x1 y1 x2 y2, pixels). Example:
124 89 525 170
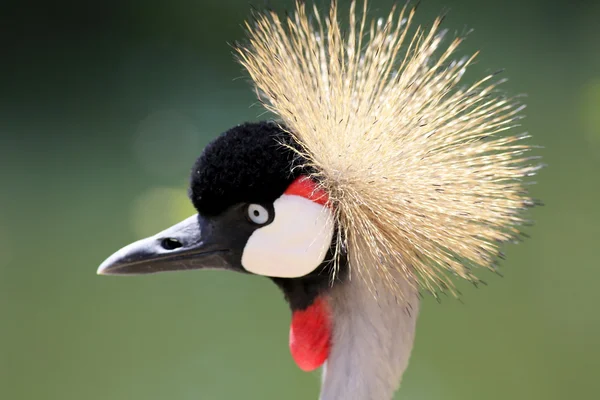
189 121 306 216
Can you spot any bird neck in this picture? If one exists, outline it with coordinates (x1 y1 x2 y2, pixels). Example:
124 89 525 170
320 271 420 400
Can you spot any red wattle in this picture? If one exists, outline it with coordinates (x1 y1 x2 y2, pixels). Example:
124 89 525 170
285 176 329 206
289 297 331 371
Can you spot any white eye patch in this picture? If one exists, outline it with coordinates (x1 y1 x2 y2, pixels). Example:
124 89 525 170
241 194 334 278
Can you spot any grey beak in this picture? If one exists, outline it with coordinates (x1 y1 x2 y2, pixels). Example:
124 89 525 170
97 214 232 276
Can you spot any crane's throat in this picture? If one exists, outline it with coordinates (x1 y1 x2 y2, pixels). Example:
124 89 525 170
289 296 331 371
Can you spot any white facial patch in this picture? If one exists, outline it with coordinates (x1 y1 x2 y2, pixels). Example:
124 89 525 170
241 194 334 278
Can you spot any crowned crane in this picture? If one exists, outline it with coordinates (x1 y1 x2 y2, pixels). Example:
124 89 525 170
97 1 540 399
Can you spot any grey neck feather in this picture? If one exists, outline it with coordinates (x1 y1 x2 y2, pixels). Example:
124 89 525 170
320 271 420 400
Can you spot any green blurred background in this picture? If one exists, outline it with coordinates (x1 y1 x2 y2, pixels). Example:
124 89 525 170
2 0 599 399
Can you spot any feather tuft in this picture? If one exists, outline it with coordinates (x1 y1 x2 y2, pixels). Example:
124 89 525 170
236 0 539 298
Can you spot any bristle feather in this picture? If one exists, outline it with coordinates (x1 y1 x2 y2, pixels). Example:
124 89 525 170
236 0 538 298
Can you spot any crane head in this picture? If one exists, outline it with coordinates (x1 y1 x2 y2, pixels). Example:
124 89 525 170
98 121 345 372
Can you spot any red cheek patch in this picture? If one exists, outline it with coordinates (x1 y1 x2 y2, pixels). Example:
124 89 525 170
289 297 332 371
285 176 329 206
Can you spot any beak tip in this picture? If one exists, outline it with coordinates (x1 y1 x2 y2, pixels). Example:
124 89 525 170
96 243 140 276
97 255 121 276
96 263 111 276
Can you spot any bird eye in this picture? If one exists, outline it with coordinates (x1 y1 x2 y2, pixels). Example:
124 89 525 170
247 204 270 225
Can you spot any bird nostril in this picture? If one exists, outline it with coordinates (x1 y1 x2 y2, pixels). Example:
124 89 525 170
161 238 182 251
